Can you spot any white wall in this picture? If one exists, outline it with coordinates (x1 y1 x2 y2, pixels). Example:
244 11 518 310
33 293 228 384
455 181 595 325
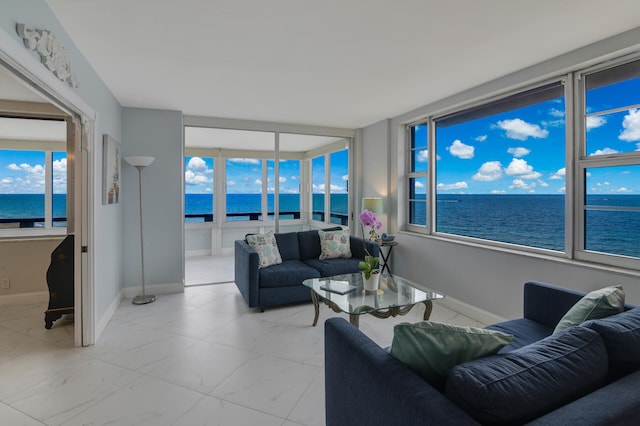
121 108 184 293
361 28 640 319
1 1 124 329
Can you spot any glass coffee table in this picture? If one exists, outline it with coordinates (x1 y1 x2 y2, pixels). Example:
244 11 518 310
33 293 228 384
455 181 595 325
302 272 444 328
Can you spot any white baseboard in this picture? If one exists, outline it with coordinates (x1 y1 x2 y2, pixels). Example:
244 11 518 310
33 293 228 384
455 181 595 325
121 281 184 299
439 295 506 326
95 289 123 342
185 249 212 258
0 291 49 306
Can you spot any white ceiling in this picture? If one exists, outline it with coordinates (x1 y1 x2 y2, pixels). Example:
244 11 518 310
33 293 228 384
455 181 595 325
27 1 640 130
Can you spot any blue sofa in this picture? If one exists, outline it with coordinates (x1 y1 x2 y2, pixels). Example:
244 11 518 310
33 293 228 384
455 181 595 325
234 228 379 311
325 281 640 425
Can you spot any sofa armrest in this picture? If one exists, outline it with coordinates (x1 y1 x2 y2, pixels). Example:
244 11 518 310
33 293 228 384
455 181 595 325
349 235 380 259
234 240 260 308
324 318 479 426
523 281 585 328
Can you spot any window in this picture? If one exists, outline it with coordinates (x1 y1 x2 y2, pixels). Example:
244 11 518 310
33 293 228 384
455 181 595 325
405 54 640 268
433 82 566 250
184 156 213 222
329 149 348 225
226 158 262 221
408 124 428 227
312 156 326 222
267 159 301 220
578 58 640 262
52 151 67 227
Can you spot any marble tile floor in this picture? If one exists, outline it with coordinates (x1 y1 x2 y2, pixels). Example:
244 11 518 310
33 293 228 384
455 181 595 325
185 255 235 286
0 283 485 425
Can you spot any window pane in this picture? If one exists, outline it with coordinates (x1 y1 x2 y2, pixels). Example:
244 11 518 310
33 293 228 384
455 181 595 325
434 84 566 250
312 156 325 222
411 124 428 173
185 156 213 222
586 109 640 156
279 160 301 220
0 150 45 227
409 177 426 226
226 158 261 221
584 165 640 257
330 149 348 225
52 151 67 227
586 59 640 114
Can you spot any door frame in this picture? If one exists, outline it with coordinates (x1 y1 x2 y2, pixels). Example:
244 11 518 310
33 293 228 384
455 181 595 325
0 29 96 346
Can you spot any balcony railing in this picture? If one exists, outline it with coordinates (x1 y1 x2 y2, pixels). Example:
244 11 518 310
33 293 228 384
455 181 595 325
185 211 348 226
0 217 67 228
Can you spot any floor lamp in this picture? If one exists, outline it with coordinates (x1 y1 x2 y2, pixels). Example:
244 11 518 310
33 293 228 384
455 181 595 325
125 156 156 305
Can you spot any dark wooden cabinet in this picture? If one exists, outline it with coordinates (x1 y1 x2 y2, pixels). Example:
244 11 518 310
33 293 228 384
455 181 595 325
45 234 74 329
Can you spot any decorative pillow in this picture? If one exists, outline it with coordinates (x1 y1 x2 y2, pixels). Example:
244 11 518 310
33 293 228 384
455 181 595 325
389 321 514 390
584 307 640 381
445 326 608 425
245 231 282 268
318 229 352 260
554 285 625 334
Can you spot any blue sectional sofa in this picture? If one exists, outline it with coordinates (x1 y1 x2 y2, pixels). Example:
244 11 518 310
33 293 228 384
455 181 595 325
325 281 640 425
235 228 379 311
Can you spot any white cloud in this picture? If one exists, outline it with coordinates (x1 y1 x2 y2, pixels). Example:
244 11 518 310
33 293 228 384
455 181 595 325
491 189 506 194
342 174 348 181
416 149 428 162
330 184 346 192
53 158 67 173
437 181 468 190
279 176 286 183
586 115 606 131
619 108 640 142
184 170 209 185
557 186 566 193
414 181 424 188
507 147 530 158
497 118 549 141
1 177 12 184
254 179 262 185
537 179 549 187
549 108 565 118
472 161 502 181
509 179 537 190
611 187 633 193
228 158 261 165
7 164 21 171
227 180 236 186
447 140 474 159
505 158 541 179
475 135 487 142
596 181 610 186
186 156 209 172
549 167 566 180
589 147 619 156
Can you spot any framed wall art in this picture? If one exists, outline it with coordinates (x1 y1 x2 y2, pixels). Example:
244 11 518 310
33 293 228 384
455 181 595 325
102 134 121 204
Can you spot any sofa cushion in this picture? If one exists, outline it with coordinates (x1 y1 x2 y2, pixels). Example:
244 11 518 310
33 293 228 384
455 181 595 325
297 227 341 260
389 321 513 391
318 229 352 260
554 285 625 333
486 318 553 353
445 326 608 425
274 232 300 261
258 260 320 288
584 307 640 381
302 258 363 277
246 231 282 268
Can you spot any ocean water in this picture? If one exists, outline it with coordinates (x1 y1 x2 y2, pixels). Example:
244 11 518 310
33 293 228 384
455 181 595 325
2 193 638 258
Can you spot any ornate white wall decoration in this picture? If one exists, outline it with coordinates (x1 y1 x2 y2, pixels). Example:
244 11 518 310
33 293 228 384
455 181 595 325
16 23 79 88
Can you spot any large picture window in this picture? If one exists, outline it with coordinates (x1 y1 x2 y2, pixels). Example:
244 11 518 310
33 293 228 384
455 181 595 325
184 156 214 222
406 55 640 268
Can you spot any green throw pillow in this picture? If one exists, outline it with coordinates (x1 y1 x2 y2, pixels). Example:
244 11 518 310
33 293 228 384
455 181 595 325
390 321 514 390
554 285 625 334
318 229 352 260
246 231 282 268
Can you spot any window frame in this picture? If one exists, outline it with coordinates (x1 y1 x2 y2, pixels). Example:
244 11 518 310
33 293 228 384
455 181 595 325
403 53 640 271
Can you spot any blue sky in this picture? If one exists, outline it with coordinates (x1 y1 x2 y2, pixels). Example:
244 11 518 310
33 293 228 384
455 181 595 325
414 77 640 195
184 149 349 195
0 150 66 194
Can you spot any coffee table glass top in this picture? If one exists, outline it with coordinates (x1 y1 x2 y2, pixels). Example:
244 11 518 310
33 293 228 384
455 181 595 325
302 272 444 316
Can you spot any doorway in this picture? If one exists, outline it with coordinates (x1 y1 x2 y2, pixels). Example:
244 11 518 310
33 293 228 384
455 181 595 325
0 61 94 346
